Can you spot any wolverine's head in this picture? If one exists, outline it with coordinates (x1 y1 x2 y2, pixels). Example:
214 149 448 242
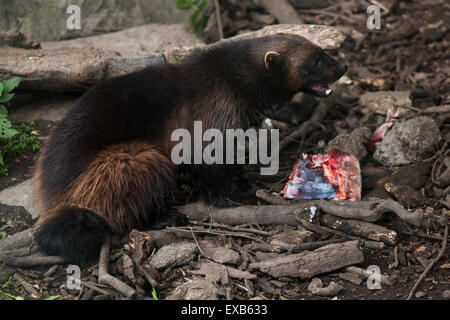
262 33 347 97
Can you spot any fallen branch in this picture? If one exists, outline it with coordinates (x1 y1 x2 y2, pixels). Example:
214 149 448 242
166 226 264 242
256 189 424 226
0 227 66 267
3 254 65 267
13 273 42 299
176 201 300 226
406 222 448 300
98 238 136 298
270 237 348 253
127 230 160 289
248 240 364 279
320 214 398 246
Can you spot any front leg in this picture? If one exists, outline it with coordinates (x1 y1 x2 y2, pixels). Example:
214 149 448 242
197 164 238 207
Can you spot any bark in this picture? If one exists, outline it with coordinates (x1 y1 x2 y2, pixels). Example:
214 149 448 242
320 214 398 245
248 240 364 279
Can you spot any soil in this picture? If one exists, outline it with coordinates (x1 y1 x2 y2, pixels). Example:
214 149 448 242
0 0 448 301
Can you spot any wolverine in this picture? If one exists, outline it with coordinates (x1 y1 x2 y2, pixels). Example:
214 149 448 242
34 33 347 265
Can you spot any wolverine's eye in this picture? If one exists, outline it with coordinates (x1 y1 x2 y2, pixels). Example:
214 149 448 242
312 55 322 67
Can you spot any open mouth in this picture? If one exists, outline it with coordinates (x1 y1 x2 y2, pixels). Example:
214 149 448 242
305 84 332 97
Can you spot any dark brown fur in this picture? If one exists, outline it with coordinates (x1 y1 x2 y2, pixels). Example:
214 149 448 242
34 34 347 264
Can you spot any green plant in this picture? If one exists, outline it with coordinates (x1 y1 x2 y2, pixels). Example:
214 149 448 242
42 295 61 300
0 76 41 175
177 0 210 30
152 288 159 300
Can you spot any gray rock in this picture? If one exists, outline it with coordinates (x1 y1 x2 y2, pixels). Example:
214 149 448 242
326 127 372 160
374 117 441 167
0 0 191 41
443 290 450 300
42 24 205 57
359 91 412 116
199 242 240 265
149 241 198 270
307 278 344 296
232 24 345 50
166 279 219 300
415 291 426 298
269 227 315 245
0 179 39 219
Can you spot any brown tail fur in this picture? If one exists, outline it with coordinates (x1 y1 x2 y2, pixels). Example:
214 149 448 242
36 140 175 233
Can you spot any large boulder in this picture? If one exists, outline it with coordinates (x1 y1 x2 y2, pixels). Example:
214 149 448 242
0 0 191 41
41 24 205 57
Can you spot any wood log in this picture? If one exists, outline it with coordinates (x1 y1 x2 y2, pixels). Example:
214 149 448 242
320 214 398 246
177 202 301 226
0 24 344 92
256 189 424 226
248 240 364 278
0 227 67 266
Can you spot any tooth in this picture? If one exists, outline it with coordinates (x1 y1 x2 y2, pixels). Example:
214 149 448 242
325 89 332 95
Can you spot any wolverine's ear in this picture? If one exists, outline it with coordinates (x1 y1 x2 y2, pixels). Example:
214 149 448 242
264 51 282 72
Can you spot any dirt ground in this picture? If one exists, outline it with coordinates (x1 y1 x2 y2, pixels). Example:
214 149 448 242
0 0 449 300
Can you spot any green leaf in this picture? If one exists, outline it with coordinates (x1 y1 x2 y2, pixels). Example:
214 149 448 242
2 77 21 94
0 93 14 104
190 0 209 30
177 0 197 9
0 83 3 96
43 295 61 301
0 105 7 116
2 128 19 139
152 288 159 300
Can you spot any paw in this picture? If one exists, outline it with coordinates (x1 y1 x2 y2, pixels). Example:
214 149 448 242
151 209 188 230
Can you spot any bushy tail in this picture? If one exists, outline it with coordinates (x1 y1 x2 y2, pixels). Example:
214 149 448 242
35 207 112 266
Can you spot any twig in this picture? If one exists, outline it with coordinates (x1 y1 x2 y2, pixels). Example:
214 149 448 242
13 273 41 299
98 238 136 298
407 223 448 300
270 237 348 253
3 255 66 267
213 0 224 40
191 230 206 258
299 218 359 240
80 280 111 296
369 0 389 12
80 288 96 300
166 226 264 242
190 220 273 236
